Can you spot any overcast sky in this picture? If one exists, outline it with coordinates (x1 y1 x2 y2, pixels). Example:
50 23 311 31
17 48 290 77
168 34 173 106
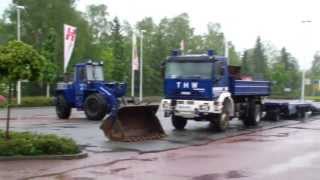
1 0 319 69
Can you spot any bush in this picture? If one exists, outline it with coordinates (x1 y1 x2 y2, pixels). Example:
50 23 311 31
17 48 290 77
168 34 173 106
0 130 80 156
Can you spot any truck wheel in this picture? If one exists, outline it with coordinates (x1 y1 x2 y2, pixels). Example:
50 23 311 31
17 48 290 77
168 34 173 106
172 115 187 130
211 110 229 132
84 93 108 121
55 95 71 119
244 104 261 126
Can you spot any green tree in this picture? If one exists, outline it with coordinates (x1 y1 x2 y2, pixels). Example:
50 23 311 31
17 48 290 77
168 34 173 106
5 0 93 74
0 41 45 139
228 42 240 65
204 23 225 55
252 37 268 79
241 50 251 74
110 17 126 81
270 47 300 97
41 28 57 97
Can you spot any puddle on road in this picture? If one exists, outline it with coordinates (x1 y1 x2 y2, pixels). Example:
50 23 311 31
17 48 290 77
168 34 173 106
225 138 272 143
192 170 248 180
247 132 291 138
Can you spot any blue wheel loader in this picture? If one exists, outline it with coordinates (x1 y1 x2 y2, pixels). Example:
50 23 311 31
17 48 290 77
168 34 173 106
55 60 165 142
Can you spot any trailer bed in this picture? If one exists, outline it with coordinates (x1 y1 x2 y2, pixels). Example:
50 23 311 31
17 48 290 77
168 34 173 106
229 80 271 96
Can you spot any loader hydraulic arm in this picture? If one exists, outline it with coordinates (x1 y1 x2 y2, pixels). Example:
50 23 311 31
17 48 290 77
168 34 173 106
97 86 119 121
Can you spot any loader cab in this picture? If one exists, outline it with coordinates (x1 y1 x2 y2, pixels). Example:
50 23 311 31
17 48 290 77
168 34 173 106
163 50 229 100
75 61 104 83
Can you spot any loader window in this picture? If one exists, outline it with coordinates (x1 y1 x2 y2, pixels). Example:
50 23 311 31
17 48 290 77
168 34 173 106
86 65 104 81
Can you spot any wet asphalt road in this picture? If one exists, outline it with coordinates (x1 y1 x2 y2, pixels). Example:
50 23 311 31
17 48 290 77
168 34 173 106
0 107 304 153
1 107 320 179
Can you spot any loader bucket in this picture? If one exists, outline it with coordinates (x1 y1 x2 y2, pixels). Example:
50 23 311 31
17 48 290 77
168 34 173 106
100 105 166 142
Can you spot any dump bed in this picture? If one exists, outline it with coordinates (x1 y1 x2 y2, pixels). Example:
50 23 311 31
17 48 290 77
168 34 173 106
229 79 271 96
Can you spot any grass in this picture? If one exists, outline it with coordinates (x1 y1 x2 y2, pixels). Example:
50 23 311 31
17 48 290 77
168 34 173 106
305 96 320 102
0 130 80 156
0 96 53 108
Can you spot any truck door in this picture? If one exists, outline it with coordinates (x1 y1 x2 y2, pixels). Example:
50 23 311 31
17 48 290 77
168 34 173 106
74 66 87 108
213 61 228 97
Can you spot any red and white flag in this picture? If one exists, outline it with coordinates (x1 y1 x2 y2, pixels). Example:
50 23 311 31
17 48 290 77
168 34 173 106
132 33 139 71
64 24 77 73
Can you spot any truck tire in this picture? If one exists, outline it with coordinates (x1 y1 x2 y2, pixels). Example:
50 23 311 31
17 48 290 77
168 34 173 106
55 94 71 119
244 104 261 126
84 93 108 121
211 110 229 132
172 115 187 130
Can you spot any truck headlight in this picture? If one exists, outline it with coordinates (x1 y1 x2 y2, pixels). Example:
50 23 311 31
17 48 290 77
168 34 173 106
199 104 210 111
162 101 170 109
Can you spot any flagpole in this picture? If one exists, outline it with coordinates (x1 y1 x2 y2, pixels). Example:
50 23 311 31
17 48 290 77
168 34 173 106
139 30 144 102
131 32 135 97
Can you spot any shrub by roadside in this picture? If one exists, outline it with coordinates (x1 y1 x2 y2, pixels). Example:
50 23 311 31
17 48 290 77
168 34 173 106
0 130 80 156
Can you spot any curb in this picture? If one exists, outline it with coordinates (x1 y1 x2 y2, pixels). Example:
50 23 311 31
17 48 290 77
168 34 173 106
0 151 88 161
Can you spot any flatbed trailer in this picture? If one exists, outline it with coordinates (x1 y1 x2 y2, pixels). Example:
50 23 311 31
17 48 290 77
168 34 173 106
263 99 314 121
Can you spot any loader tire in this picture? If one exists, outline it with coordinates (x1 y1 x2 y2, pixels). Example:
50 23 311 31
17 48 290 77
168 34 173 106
172 115 187 130
84 93 108 121
56 94 71 119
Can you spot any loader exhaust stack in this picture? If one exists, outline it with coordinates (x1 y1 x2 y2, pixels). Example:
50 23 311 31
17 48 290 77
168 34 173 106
100 105 166 142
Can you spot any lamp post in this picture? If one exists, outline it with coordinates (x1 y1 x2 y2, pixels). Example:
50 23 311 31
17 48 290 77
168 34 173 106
300 20 312 102
139 30 145 102
16 5 25 105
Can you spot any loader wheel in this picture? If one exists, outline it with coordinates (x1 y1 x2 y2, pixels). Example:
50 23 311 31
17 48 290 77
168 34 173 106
243 104 261 126
84 93 108 121
55 95 71 119
172 115 187 130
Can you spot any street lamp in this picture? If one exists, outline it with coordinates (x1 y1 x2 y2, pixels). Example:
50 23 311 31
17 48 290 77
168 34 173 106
300 20 312 102
139 30 145 102
15 5 25 105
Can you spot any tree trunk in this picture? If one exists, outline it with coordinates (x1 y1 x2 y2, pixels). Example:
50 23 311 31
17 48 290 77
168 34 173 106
5 82 12 140
46 83 50 98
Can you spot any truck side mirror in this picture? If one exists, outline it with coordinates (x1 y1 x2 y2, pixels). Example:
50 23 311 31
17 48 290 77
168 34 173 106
160 62 165 78
219 67 225 76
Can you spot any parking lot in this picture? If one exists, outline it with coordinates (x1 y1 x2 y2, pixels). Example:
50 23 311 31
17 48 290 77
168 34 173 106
1 107 320 179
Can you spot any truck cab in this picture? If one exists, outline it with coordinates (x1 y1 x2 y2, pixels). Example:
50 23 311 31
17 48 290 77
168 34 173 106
160 50 270 131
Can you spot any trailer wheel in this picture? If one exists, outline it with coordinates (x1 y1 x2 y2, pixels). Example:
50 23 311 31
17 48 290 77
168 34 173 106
55 94 71 119
172 115 187 130
244 104 261 126
266 109 280 121
84 93 108 121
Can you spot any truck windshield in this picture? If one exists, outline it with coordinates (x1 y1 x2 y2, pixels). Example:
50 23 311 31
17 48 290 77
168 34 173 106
165 62 212 79
86 65 104 81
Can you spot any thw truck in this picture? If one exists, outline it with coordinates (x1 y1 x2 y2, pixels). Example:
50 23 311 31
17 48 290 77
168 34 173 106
160 50 271 131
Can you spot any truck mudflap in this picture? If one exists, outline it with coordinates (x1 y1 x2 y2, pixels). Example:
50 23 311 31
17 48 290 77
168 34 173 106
100 104 166 142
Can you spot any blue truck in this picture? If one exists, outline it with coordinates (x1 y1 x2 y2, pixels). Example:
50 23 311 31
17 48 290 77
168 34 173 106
55 60 165 141
159 50 271 131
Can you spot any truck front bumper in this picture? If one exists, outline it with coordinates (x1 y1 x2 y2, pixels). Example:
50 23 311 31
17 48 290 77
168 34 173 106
160 99 223 118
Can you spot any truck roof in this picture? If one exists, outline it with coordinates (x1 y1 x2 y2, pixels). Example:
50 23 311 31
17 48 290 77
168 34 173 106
75 60 103 67
166 54 227 63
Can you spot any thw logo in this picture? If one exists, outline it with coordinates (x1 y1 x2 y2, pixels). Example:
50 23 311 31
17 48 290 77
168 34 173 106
176 82 198 89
